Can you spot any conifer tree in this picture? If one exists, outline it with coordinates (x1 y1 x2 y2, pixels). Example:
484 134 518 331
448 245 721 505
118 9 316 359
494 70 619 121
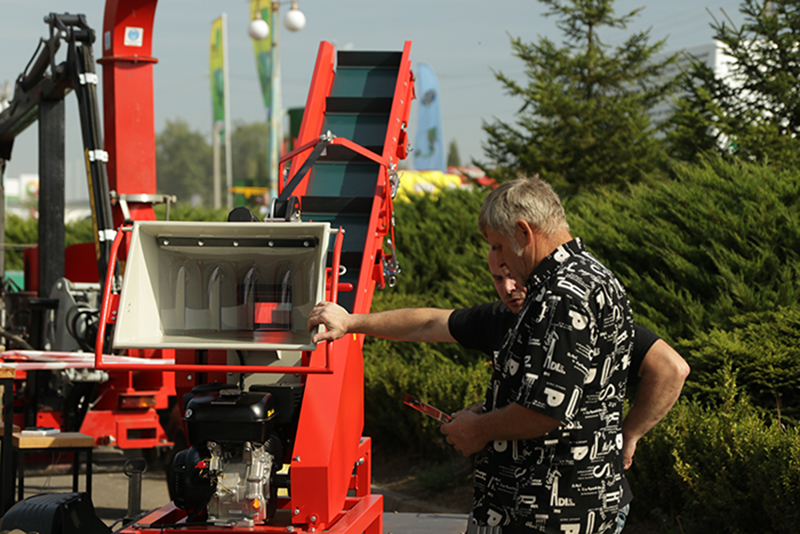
447 140 461 168
665 0 800 166
481 0 679 192
156 119 213 204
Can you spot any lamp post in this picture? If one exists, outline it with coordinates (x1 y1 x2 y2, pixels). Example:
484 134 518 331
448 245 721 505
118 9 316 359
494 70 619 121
249 1 305 204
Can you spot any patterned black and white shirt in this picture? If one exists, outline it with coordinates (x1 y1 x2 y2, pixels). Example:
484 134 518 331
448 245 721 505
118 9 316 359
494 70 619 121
472 238 634 534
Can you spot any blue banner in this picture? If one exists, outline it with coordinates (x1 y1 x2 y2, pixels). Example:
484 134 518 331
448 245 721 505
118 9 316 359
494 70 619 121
413 63 445 172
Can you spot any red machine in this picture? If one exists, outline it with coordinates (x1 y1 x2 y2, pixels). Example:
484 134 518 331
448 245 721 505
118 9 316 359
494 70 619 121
0 10 174 455
94 4 415 529
1 2 415 532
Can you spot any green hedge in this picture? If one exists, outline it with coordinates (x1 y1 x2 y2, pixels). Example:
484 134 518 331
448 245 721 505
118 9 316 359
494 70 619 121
3 214 94 272
567 156 800 341
364 340 491 458
364 188 496 455
677 308 800 426
630 393 800 533
364 163 800 531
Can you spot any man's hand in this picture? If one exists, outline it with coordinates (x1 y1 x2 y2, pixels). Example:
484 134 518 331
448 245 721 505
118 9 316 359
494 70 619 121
621 338 690 469
441 409 487 457
442 403 561 457
465 401 484 415
307 302 350 343
622 432 638 470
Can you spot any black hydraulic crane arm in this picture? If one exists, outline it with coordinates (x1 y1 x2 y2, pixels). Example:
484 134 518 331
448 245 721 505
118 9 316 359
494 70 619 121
0 13 115 286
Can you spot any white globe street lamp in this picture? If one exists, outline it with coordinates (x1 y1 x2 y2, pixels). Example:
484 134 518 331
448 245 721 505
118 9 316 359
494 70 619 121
249 1 306 203
248 13 269 41
284 2 306 32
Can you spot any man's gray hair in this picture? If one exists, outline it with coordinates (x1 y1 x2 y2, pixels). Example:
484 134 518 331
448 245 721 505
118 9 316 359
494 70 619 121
478 177 568 239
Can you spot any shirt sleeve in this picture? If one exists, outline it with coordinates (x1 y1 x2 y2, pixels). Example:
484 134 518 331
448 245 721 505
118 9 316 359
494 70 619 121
448 301 513 355
631 324 660 377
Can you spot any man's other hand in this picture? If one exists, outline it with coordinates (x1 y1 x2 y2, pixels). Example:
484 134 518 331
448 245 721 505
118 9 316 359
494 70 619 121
441 409 487 457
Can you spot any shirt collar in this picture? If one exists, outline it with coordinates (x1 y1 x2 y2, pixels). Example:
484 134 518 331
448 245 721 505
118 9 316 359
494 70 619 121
525 237 585 293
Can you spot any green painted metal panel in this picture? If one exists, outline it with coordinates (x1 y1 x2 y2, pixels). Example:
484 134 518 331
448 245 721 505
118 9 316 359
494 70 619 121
322 113 389 146
307 163 380 198
329 67 397 98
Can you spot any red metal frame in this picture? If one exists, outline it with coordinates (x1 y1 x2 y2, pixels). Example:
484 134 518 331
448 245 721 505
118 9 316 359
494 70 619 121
281 41 336 198
99 0 160 228
109 220 378 531
92 7 413 528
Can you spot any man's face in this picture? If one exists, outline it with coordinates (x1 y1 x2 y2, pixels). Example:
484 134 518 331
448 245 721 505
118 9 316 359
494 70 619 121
488 249 527 315
484 227 528 286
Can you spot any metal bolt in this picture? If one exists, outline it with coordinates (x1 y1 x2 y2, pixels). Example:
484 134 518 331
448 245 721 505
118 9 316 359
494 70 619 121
287 527 295 532
269 240 274 247
233 241 239 247
187 375 193 381
293 508 300 515
163 239 170 246
198 240 204 246
293 456 301 462
310 515 317 522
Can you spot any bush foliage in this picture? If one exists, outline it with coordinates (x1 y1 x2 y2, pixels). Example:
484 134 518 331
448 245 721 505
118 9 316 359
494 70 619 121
363 187 495 454
677 308 800 426
630 392 800 534
567 156 800 341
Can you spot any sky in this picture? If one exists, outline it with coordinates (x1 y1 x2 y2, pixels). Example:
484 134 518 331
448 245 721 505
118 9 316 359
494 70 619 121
0 0 745 202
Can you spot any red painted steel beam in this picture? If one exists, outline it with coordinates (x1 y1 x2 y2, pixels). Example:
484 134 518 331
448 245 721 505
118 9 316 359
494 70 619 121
100 0 159 226
284 41 336 198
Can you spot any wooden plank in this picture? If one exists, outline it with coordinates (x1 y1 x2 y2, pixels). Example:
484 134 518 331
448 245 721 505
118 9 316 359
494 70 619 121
12 432 94 449
0 368 15 379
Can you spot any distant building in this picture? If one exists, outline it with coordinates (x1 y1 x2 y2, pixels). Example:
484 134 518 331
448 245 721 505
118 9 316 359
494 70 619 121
650 41 736 126
4 170 91 222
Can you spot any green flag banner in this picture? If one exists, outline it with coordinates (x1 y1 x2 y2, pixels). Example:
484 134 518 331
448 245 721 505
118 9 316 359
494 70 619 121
210 16 225 140
250 0 273 113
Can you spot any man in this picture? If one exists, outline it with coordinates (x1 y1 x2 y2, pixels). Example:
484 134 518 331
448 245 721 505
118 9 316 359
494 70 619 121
458 251 688 475
308 177 687 532
447 251 688 533
308 254 687 532
457 176 634 532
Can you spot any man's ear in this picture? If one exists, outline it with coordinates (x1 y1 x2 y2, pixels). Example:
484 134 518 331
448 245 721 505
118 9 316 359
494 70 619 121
515 220 534 247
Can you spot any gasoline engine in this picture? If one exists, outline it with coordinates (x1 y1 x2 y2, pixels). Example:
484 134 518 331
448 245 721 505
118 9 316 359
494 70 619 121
171 383 302 526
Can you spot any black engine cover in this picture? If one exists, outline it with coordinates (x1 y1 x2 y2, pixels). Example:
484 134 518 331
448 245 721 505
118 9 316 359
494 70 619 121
184 388 275 444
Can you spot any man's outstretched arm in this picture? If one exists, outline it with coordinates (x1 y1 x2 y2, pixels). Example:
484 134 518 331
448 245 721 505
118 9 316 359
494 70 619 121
622 339 691 469
307 301 456 344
